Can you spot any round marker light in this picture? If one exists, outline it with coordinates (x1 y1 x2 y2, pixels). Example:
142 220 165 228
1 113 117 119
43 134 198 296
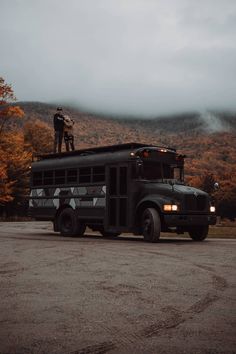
143 150 150 158
210 206 215 213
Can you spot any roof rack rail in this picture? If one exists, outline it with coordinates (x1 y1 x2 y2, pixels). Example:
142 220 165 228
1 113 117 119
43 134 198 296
33 142 176 161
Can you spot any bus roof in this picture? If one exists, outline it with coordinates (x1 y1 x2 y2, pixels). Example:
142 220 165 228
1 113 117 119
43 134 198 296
34 142 176 161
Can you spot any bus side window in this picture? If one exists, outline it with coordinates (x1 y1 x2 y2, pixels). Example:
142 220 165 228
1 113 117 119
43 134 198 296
55 170 66 185
79 167 91 183
43 171 54 185
93 166 105 183
120 166 127 195
109 167 117 195
33 172 43 186
67 169 77 183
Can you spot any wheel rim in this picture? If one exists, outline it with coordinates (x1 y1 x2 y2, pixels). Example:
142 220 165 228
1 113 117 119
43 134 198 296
143 214 153 239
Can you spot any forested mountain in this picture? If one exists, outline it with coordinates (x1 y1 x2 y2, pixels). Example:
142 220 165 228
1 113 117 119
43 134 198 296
17 102 236 181
18 101 236 135
2 101 236 219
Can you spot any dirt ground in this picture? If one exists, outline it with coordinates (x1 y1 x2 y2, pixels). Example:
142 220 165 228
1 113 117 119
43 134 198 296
0 222 235 354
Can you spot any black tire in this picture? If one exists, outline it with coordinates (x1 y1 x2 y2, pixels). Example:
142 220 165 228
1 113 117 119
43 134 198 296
142 208 161 242
58 208 85 237
188 225 209 241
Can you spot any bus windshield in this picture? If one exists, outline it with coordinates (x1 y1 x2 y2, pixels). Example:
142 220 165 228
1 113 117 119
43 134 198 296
141 161 184 183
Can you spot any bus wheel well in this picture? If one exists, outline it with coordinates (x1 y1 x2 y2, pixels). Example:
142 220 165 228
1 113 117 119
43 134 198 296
54 204 73 232
135 202 163 229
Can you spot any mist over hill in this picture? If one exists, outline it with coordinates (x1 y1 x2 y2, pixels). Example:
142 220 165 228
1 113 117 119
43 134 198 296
14 101 235 180
16 101 236 135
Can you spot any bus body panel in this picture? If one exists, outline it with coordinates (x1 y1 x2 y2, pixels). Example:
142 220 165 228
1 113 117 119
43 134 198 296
29 143 216 236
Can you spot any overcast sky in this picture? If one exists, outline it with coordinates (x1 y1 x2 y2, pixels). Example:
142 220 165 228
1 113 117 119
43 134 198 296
1 0 236 116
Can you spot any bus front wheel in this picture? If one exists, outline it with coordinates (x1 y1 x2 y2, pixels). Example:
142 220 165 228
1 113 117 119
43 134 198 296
188 225 209 241
58 208 85 237
142 208 161 242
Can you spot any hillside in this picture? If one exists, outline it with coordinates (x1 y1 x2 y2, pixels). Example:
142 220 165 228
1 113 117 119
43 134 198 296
18 101 236 133
10 101 235 182
1 101 235 218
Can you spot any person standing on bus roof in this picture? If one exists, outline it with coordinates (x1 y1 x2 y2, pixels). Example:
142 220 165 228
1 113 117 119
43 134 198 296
53 107 65 153
63 115 75 151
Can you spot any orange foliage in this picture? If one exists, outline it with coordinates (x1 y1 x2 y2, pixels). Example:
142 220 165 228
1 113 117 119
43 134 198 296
0 132 31 206
0 77 24 140
23 119 53 154
0 77 28 206
0 77 16 104
0 156 14 204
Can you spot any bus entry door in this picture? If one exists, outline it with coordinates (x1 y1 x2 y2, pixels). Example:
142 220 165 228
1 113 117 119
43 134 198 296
106 165 128 231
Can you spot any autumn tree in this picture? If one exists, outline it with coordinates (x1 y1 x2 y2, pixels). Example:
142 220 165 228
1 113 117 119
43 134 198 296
0 157 13 204
0 77 24 140
23 119 53 154
0 77 29 210
189 173 216 194
0 132 31 215
213 175 236 221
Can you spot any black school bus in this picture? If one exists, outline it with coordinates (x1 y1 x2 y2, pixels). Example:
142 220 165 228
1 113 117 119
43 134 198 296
29 143 216 242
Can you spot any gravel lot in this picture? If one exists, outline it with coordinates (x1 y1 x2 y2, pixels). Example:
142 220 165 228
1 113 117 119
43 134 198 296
0 222 235 354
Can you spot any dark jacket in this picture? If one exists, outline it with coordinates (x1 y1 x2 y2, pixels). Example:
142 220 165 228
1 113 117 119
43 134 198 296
53 113 64 131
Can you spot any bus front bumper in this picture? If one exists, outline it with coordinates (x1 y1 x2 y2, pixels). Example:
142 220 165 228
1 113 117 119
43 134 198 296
163 214 217 226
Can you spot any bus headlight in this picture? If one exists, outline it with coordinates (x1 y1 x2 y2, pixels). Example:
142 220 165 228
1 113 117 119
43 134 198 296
163 204 178 212
210 206 216 213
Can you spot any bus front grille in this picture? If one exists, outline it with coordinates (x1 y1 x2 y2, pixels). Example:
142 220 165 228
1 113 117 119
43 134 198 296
184 194 208 211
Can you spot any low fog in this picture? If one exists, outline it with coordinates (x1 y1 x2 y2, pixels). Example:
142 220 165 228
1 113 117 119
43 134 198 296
1 0 236 117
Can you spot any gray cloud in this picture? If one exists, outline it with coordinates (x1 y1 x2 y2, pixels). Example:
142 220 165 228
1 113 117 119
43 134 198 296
1 0 236 116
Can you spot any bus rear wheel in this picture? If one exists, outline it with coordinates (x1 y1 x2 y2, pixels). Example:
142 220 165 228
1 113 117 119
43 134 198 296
58 208 85 237
188 225 209 241
142 208 161 242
